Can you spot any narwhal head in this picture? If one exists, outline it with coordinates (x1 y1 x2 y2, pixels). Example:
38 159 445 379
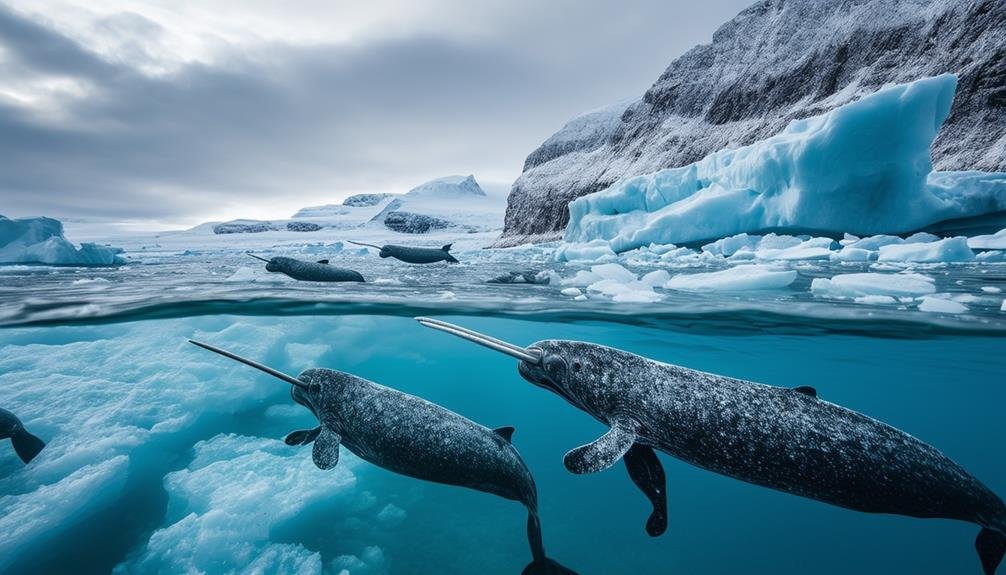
415 318 597 405
247 253 282 272
378 246 392 258
188 340 350 420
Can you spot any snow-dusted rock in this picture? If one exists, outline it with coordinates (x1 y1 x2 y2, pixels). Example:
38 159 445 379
212 220 277 234
382 211 454 234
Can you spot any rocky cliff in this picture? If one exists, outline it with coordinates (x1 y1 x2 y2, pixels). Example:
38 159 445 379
494 0 1006 246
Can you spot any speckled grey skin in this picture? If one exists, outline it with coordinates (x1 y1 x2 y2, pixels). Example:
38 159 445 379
418 319 1006 574
350 241 459 264
187 340 575 575
258 256 365 282
0 407 45 464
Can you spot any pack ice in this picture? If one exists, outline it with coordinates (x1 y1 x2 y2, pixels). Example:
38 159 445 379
563 75 1006 252
0 215 125 266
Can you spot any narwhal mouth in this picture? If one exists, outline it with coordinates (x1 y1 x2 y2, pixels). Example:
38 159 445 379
415 317 542 364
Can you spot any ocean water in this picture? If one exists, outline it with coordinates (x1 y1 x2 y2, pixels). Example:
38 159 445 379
1 307 1003 574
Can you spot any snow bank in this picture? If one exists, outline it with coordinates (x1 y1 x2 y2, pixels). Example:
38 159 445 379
563 75 1006 252
665 265 797 291
0 215 125 266
878 236 975 262
120 434 359 574
810 273 936 299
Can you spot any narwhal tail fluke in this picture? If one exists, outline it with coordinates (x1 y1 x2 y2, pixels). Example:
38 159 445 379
11 429 45 464
977 527 1006 575
522 513 578 575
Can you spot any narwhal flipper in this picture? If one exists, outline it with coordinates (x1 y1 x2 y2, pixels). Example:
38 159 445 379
312 426 341 470
11 429 46 464
284 426 321 446
563 421 637 474
624 443 667 537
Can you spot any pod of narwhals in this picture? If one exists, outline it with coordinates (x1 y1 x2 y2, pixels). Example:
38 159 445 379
187 318 1006 575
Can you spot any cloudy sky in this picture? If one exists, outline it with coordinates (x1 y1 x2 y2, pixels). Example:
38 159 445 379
1 0 752 228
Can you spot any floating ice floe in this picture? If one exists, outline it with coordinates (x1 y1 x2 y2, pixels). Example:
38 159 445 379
562 75 1006 252
810 273 936 299
554 240 617 262
665 265 797 291
917 296 968 313
968 228 1006 250
0 215 125 266
878 236 975 262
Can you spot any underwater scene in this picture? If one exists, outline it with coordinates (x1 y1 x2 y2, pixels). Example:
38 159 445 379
3 1 1006 574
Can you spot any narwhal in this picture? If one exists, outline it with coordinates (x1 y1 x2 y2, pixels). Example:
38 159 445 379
188 339 577 575
416 317 1006 575
0 407 46 464
348 241 459 264
246 253 365 282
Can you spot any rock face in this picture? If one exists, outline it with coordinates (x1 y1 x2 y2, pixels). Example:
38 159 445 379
342 193 399 207
286 221 322 232
495 0 1006 246
212 220 276 234
383 211 454 234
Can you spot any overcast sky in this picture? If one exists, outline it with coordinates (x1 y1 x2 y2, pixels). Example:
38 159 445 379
0 0 752 228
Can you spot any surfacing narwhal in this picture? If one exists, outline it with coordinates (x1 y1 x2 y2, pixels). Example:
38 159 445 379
189 339 577 575
247 253 365 282
417 317 1006 575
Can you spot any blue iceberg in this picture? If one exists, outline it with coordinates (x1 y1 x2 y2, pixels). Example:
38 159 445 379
564 75 1006 252
0 215 125 266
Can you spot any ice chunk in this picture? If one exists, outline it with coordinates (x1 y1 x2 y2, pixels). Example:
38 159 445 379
560 287 582 297
968 228 1006 250
563 75 1006 251
586 279 662 303
701 233 758 257
0 215 125 266
832 247 875 262
918 296 968 313
757 238 835 261
120 434 361 574
854 295 897 305
554 240 616 262
563 263 637 286
810 273 936 298
849 235 904 251
982 286 1002 294
878 237 974 262
665 265 797 291
977 250 1005 262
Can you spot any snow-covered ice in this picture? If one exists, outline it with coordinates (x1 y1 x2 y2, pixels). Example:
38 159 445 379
563 75 1006 252
968 228 1006 250
665 265 797 291
918 296 968 314
811 273 936 299
878 237 975 262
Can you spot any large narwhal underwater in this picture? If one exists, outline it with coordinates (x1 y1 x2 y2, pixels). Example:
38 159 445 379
189 340 577 575
417 317 1006 575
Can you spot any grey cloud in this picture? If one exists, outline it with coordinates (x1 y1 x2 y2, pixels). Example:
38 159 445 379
0 0 752 224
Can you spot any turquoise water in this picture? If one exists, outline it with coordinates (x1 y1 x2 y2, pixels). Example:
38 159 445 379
1 313 1003 574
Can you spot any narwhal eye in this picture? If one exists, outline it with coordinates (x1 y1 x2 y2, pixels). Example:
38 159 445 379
571 362 582 372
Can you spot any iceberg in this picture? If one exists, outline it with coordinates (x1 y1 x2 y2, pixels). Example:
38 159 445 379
563 75 1006 252
968 228 1006 250
0 215 125 266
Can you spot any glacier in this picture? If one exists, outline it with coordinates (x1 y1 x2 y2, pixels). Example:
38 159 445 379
563 75 1006 253
0 215 125 266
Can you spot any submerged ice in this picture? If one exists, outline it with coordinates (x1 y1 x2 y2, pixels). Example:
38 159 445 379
563 75 1006 252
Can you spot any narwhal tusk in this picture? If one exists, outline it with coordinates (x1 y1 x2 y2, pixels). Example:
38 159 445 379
347 240 383 250
246 253 271 263
189 339 309 389
415 317 542 364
